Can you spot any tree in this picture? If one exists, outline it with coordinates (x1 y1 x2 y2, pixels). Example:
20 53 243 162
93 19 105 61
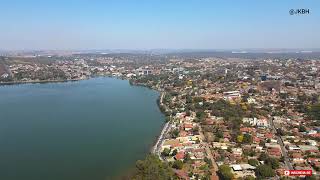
171 149 178 156
161 148 171 157
237 134 244 143
244 176 255 180
265 157 279 169
308 103 320 120
165 116 171 122
248 159 259 167
243 133 252 143
255 165 275 178
305 175 317 180
299 125 307 132
280 177 290 180
133 154 174 180
258 152 268 161
204 157 212 167
172 160 183 169
170 128 179 138
183 153 191 163
218 165 233 180
259 140 266 147
216 130 224 138
196 111 206 121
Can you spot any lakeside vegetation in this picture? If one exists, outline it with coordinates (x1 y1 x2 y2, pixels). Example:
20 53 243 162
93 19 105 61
131 155 176 180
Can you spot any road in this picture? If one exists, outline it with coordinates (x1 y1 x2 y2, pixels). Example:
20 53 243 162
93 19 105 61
152 92 172 158
270 117 294 170
152 121 171 156
199 126 218 176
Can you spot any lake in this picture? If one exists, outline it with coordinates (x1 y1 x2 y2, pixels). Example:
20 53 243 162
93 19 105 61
0 77 164 180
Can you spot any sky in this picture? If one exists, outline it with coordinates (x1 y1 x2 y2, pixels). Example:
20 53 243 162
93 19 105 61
0 0 319 50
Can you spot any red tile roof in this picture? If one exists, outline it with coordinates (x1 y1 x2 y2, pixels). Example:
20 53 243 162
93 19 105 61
175 151 185 160
184 123 193 129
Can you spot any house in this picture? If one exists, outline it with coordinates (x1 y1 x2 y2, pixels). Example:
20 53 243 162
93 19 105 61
291 153 304 164
240 127 254 133
232 148 243 157
162 139 180 150
287 145 300 151
308 140 317 146
184 123 193 131
264 133 273 139
257 118 269 128
212 142 229 150
230 164 256 178
267 147 282 158
247 97 256 104
175 151 185 160
205 118 215 125
1 73 9 78
299 145 319 153
242 118 257 126
223 91 241 101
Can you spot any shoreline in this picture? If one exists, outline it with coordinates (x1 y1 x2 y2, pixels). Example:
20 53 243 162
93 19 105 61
129 81 170 155
0 78 86 86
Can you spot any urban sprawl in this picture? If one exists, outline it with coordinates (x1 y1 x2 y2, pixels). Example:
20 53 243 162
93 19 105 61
1 52 320 180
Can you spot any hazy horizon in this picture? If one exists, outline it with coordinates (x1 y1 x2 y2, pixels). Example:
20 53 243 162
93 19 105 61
1 0 319 50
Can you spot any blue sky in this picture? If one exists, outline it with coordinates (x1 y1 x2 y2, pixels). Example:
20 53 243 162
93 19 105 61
0 0 319 50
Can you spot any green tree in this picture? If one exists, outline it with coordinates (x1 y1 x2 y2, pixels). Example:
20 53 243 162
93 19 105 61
265 157 279 169
244 176 255 180
248 159 259 167
161 148 171 157
171 149 178 156
172 160 183 169
255 165 275 178
218 165 233 180
299 125 307 132
309 103 320 120
259 140 266 147
258 152 268 161
196 111 206 121
170 128 179 138
243 133 252 143
204 157 213 167
216 130 224 139
305 175 317 180
237 134 244 143
133 154 174 180
183 153 192 163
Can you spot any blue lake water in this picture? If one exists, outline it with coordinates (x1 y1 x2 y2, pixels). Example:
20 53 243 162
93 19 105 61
0 77 164 180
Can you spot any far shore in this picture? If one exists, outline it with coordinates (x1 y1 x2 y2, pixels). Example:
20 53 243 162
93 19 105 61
0 74 124 86
0 78 85 86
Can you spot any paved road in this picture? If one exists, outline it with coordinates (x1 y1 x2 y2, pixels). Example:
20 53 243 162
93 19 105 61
152 92 172 158
152 121 171 156
199 126 218 176
270 117 294 170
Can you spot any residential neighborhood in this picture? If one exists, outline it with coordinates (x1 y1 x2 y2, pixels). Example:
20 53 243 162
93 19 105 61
1 53 320 179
